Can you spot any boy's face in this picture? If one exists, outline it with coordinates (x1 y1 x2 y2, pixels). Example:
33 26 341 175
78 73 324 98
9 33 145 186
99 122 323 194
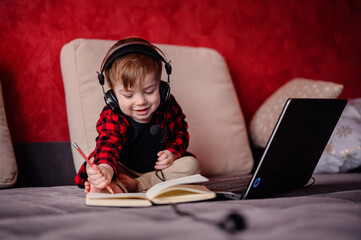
113 73 161 123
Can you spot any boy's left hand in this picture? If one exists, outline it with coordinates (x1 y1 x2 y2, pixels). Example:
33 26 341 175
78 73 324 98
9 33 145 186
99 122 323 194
155 150 177 170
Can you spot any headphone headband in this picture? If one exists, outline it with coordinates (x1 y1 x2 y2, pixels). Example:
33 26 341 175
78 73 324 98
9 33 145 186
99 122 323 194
98 41 172 86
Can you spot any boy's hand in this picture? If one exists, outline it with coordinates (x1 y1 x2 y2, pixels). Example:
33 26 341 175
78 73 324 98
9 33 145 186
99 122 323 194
155 150 177 170
86 163 114 190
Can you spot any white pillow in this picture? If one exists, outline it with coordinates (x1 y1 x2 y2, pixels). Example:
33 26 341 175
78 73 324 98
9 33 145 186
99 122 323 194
0 80 18 188
60 39 254 176
314 98 361 173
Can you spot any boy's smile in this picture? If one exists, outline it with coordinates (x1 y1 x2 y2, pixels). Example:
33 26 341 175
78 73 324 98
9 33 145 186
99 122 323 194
113 73 161 123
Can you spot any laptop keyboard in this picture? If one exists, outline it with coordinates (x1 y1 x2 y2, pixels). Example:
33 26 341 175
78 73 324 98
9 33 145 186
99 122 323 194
203 175 252 192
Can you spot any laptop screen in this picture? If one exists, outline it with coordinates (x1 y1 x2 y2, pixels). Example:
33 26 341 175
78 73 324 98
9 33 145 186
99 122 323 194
244 98 347 199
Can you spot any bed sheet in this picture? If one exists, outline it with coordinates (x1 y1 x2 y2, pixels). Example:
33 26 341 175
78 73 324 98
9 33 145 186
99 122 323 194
1 173 360 240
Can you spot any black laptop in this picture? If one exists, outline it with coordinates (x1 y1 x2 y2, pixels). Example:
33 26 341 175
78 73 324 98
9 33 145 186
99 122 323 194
207 98 347 200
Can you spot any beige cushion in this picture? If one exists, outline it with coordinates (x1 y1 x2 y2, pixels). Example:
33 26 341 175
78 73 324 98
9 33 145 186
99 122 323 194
60 38 253 176
0 80 18 188
250 78 344 148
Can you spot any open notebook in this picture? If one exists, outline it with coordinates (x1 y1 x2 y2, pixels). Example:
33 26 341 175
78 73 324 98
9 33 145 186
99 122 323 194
86 174 216 207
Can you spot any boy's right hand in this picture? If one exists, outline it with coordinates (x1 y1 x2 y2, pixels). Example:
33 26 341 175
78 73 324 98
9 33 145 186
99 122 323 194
86 163 114 190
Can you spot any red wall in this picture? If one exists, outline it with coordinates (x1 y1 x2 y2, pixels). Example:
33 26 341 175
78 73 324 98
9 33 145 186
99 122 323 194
1 0 360 143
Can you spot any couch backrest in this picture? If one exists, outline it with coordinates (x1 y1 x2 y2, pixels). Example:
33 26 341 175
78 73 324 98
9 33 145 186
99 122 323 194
60 39 253 176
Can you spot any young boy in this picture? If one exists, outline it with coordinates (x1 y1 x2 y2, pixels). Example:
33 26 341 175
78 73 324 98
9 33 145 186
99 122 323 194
74 37 199 194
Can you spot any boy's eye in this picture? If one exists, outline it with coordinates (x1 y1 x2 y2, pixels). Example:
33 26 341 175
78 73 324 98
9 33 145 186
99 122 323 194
122 93 133 98
145 89 156 94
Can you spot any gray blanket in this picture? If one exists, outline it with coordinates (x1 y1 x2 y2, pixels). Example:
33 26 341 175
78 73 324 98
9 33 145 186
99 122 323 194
1 173 361 240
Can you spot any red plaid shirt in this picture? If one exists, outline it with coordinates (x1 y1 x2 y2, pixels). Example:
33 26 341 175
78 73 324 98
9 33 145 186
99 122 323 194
74 94 191 188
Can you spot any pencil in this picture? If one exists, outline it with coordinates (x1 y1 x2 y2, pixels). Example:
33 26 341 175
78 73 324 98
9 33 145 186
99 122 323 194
72 142 114 194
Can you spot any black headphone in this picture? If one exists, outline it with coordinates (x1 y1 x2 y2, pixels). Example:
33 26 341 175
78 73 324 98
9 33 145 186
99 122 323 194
97 41 172 113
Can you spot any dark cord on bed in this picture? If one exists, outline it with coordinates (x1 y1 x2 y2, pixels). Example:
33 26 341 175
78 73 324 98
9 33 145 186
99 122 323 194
157 170 246 233
171 204 246 234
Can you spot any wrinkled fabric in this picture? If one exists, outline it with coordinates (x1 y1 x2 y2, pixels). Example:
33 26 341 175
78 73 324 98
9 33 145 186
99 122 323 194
0 173 361 240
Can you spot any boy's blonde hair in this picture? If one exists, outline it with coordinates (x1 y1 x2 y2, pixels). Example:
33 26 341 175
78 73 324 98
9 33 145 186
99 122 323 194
104 37 162 90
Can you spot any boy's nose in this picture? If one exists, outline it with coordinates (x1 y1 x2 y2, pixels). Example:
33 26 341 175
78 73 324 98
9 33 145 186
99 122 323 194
135 94 147 105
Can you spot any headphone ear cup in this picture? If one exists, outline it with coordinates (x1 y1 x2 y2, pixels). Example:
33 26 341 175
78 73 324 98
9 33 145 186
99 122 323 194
159 81 170 104
104 90 121 113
